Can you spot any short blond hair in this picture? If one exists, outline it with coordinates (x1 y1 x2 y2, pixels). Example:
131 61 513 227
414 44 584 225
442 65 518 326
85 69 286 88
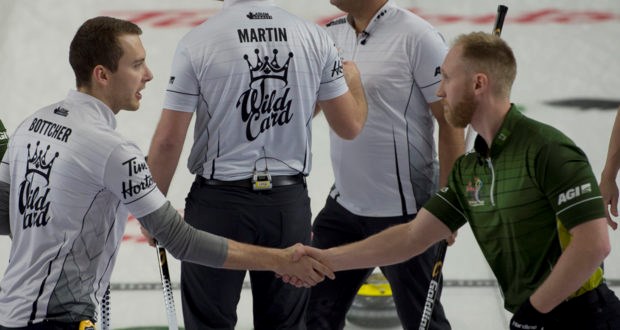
453 32 516 97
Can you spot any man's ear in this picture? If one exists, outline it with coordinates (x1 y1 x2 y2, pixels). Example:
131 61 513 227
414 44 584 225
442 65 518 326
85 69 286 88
92 65 109 86
473 73 488 95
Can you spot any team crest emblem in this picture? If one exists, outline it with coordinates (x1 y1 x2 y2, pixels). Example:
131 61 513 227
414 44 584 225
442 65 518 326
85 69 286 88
237 48 294 141
466 177 485 207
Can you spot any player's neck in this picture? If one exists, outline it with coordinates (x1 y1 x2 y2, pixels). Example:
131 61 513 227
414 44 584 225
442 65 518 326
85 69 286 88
348 0 387 34
472 99 512 148
77 86 119 114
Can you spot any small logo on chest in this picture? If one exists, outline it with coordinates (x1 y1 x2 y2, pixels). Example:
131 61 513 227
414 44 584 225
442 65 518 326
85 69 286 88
466 177 485 207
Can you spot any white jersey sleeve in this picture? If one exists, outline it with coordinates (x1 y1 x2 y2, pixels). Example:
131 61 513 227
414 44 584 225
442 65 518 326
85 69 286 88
411 29 447 103
318 34 348 101
103 142 167 218
163 44 200 113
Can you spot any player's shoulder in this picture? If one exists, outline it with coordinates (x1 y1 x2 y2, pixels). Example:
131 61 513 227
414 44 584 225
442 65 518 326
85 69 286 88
390 7 436 33
518 113 573 146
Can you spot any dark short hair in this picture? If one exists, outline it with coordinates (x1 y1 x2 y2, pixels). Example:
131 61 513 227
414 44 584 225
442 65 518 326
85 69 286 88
69 16 142 88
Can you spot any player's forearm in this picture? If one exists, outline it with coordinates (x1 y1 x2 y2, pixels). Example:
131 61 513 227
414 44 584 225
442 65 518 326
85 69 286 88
601 108 620 180
139 202 285 272
223 240 283 271
325 221 424 271
138 201 228 267
147 136 184 195
530 218 610 313
147 109 192 195
347 79 368 130
340 61 368 137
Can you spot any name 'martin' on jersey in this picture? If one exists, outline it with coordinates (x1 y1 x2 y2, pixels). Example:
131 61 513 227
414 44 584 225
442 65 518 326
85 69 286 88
238 27 287 43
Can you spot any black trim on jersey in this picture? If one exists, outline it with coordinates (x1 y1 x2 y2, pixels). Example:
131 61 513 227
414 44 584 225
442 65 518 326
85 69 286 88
401 79 419 216
329 184 336 194
45 189 106 322
165 89 200 97
392 129 408 216
302 116 312 174
209 160 216 179
406 79 437 212
95 201 122 305
200 92 213 119
209 134 220 180
124 185 158 205
329 185 340 201
404 80 416 214
320 75 345 85
301 145 308 174
199 91 213 179
418 80 441 90
29 235 66 324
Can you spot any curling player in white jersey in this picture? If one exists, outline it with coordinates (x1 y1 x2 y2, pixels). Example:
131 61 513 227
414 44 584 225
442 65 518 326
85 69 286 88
0 16 334 330
307 0 464 329
146 0 368 328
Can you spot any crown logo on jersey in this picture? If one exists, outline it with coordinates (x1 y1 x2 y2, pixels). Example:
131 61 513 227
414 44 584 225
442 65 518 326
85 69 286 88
26 141 59 183
243 49 293 85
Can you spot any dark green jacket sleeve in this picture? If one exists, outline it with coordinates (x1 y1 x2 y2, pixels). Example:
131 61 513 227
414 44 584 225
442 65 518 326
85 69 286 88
535 141 605 229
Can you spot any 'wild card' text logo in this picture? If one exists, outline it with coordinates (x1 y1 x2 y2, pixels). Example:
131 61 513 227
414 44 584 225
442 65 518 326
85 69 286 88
237 49 294 141
18 142 58 229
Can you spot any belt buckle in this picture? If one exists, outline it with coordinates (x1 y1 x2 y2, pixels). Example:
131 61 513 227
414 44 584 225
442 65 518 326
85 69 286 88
252 171 272 191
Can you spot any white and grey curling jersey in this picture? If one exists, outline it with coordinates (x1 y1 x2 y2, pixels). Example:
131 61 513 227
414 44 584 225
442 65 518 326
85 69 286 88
0 90 167 326
326 0 447 217
163 0 348 180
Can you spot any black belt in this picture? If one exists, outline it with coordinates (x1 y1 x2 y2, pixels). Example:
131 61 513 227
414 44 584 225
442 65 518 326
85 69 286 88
196 174 305 189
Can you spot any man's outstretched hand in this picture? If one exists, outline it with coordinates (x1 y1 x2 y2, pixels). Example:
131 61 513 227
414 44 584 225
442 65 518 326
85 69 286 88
277 244 333 287
275 244 334 288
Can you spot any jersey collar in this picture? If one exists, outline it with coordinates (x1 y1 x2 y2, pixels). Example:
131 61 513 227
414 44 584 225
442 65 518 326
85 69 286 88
473 104 522 159
67 90 117 129
223 0 275 9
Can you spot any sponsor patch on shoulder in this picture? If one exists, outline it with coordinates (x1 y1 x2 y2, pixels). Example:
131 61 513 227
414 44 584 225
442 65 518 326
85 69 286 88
557 183 592 206
326 17 347 27
53 106 69 117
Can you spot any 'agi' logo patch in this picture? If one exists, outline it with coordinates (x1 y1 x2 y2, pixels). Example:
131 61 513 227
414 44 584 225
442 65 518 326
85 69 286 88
558 183 592 206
